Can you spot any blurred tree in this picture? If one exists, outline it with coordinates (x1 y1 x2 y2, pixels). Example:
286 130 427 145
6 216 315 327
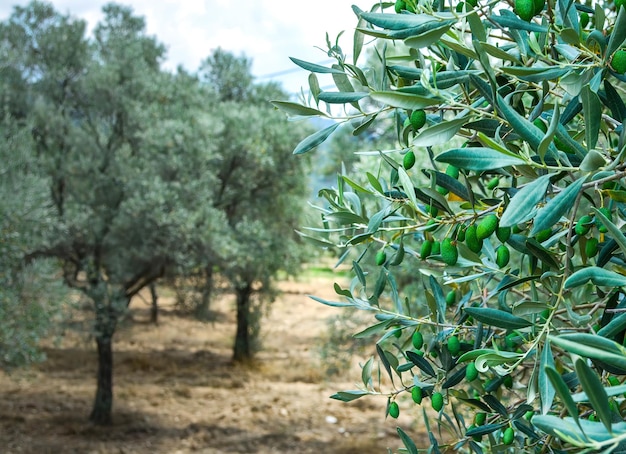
0 1 221 424
0 114 69 370
197 51 313 361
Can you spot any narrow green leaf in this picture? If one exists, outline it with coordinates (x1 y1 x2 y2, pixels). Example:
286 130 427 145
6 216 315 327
549 334 626 372
539 342 556 414
597 312 626 339
370 91 441 110
603 80 626 122
289 57 344 74
397 166 420 211
324 211 366 225
580 86 601 151
575 358 612 432
397 428 419 454
483 394 510 417
530 177 586 235
466 423 509 437
436 147 526 171
308 295 353 308
538 105 560 161
353 15 366 64
525 238 560 270
412 117 467 147
564 267 626 288
497 94 558 157
293 122 341 154
330 390 369 402
500 174 552 227
377 344 395 383
502 66 570 82
463 306 532 329
404 23 453 49
318 92 369 103
388 19 455 39
606 7 626 58
442 365 467 389
545 366 580 424
490 11 548 33
480 42 521 63
430 170 472 201
308 73 320 104
467 12 487 43
359 11 439 30
406 350 437 377
366 172 383 194
270 100 327 117
352 114 377 136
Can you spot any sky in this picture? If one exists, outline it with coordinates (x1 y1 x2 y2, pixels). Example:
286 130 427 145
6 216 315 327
0 0 369 97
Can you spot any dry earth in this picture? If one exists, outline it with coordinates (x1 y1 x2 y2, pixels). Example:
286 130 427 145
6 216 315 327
0 273 429 453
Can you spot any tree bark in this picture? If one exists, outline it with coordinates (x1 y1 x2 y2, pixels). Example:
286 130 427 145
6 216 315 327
194 266 213 320
233 283 253 362
149 282 158 325
89 335 114 425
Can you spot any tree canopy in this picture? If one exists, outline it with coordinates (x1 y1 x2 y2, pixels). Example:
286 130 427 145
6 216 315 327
1 0 310 425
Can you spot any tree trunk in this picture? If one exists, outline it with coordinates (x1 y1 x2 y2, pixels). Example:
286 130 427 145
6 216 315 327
89 335 114 425
149 282 158 325
233 283 253 362
194 266 213 320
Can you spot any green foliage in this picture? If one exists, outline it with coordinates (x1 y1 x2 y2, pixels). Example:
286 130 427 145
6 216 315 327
0 0 311 422
280 0 626 451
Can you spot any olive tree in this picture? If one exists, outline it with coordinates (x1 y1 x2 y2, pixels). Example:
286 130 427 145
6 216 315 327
278 0 626 451
0 1 223 424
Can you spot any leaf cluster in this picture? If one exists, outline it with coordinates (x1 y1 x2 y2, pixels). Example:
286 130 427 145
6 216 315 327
279 0 626 451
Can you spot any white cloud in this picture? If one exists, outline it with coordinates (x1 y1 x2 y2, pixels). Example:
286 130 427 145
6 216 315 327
0 0 369 95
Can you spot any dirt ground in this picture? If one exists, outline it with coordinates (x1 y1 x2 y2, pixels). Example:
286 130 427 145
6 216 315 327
0 273 428 453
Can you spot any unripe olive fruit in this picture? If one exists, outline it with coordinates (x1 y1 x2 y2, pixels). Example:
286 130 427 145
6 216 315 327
465 224 483 253
580 11 589 28
447 335 461 356
431 392 444 411
585 237 599 258
496 226 511 243
486 177 500 190
575 215 593 236
441 238 459 266
445 165 460 179
534 228 552 243
466 362 479 381
503 427 515 445
395 0 407 13
496 244 510 268
410 110 427 130
389 401 400 418
412 386 423 404
375 250 387 266
412 331 424 350
431 241 441 256
515 0 535 21
403 150 416 170
474 411 486 425
476 214 498 240
445 290 456 306
611 50 626 74
421 240 433 259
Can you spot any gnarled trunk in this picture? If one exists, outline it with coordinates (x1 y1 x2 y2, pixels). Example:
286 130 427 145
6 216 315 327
149 282 158 325
90 335 114 425
233 283 253 362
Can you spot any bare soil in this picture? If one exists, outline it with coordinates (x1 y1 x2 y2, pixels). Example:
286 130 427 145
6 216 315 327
0 274 427 453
